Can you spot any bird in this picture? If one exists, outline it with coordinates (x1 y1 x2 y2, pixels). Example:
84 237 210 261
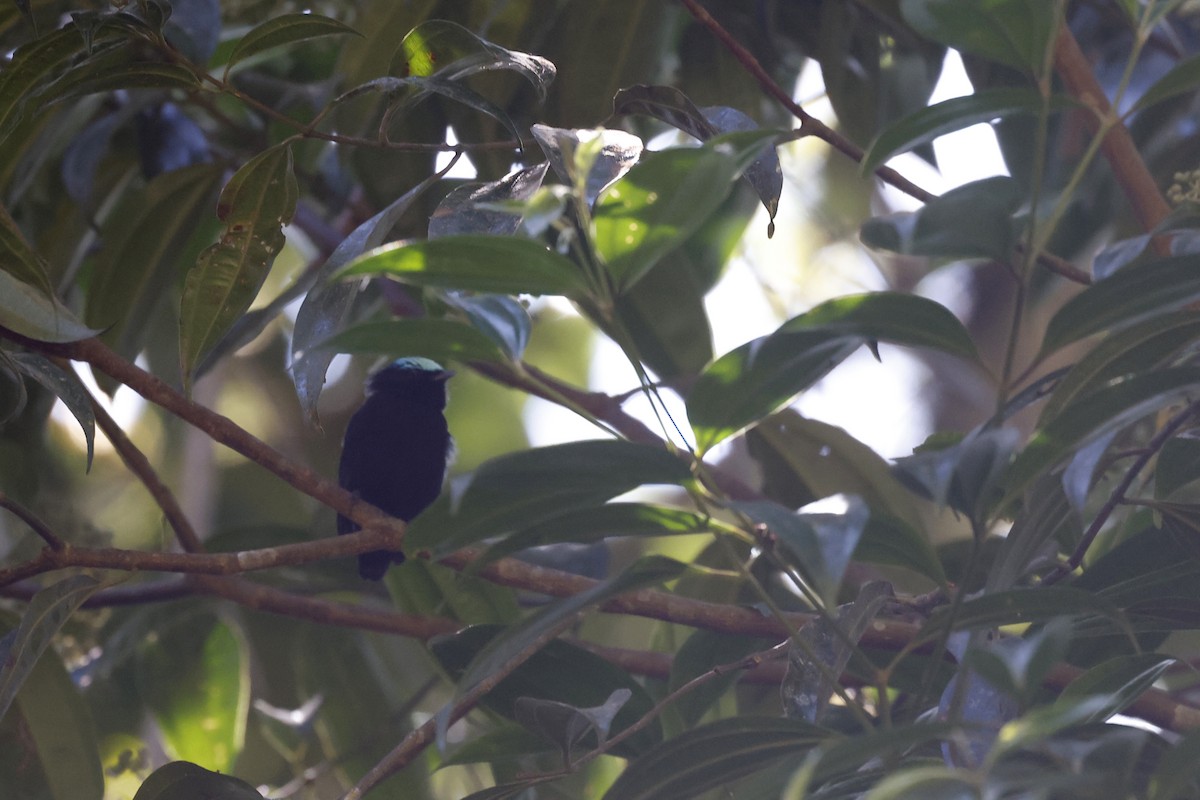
337 357 454 580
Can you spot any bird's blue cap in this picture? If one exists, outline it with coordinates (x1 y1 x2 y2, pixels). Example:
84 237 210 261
389 357 447 373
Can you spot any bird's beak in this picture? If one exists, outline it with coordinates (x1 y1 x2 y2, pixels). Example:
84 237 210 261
435 369 455 382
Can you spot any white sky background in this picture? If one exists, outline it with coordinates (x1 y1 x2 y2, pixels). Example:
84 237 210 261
54 52 1007 463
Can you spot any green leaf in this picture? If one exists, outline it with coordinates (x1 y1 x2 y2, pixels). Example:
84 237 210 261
1156 434 1200 500
453 556 685 708
779 292 979 362
1004 368 1200 505
594 132 778 289
687 331 862 453
11 353 95 470
132 761 262 800
1041 255 1200 354
732 498 869 609
0 575 106 722
670 631 772 728
223 13 360 79
1149 726 1200 800
406 440 693 555
138 616 249 773
926 586 1130 634
179 144 297 388
530 124 643 205
319 319 507 364
477 502 723 566
338 75 525 145
391 19 555 101
900 0 1058 76
696 291 964 453
1132 52 1200 113
863 765 979 800
339 235 591 297
601 716 827 800
37 60 199 106
1041 311 1200 420
85 163 224 362
1058 654 1175 723
0 609 104 800
858 514 949 586
0 268 102 343
0 27 86 142
449 295 531 361
860 176 1023 262
862 88 1073 175
0 202 52 296
290 168 443 421
431 629 663 758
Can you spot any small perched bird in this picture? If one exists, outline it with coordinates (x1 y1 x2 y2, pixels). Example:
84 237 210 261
338 357 453 580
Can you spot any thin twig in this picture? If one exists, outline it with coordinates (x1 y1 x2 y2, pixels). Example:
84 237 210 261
85 382 205 553
677 0 1092 286
1045 400 1200 584
0 491 65 550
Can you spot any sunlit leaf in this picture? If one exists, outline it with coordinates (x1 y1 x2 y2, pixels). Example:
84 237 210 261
319 319 507 365
339 235 591 297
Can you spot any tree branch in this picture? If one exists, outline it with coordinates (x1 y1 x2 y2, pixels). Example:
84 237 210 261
1051 24 1171 236
0 491 64 550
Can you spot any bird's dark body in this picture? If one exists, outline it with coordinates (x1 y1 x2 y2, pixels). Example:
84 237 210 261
338 359 452 580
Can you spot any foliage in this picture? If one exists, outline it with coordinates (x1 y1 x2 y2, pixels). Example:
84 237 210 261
2 1 1200 799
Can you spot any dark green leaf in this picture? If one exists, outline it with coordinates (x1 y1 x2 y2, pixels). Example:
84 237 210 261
1058 654 1175 723
446 295 531 361
291 169 443 421
179 144 297 388
85 163 224 363
406 440 693 555
0 575 106 721
860 177 1023 262
1149 726 1200 800
339 235 590 297
926 586 1130 635
0 203 52 296
429 163 549 239
0 27 86 142
0 609 104 800
453 556 685 709
318 319 507 364
1156 434 1200 500
900 0 1058 76
223 13 360 79
477 502 722 566
862 88 1073 175
601 716 827 800
732 498 869 608
1041 311 1200 420
1041 255 1200 354
431 629 662 758
688 330 862 453
132 761 261 800
0 269 102 343
11 353 95 470
1004 368 1200 506
779 292 979 362
1132 52 1200 113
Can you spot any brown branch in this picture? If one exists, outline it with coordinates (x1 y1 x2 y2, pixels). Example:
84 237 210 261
1 577 194 606
0 491 65 550
85 383 205 553
1052 25 1172 236
3 331 399 537
0 528 404 588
